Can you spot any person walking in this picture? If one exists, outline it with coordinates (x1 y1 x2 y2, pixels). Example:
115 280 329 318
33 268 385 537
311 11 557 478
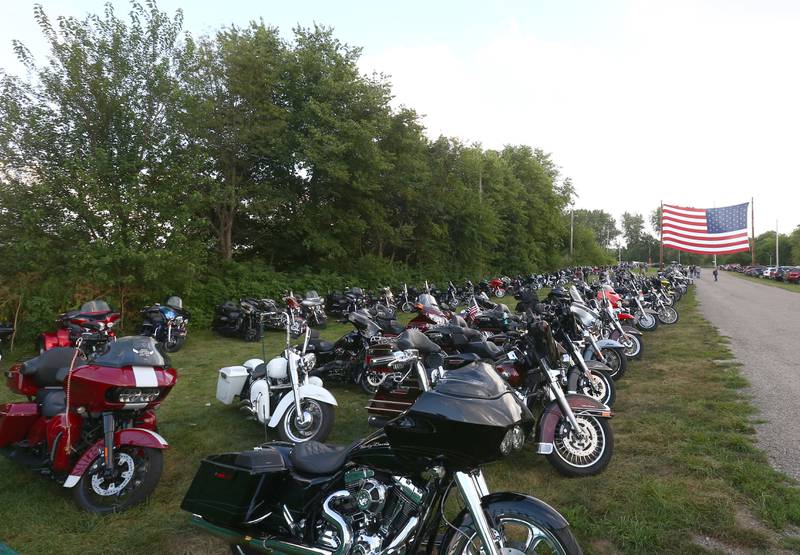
713 267 719 282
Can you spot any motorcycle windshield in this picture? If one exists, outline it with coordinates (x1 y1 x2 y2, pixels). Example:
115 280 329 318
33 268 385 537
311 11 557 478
165 296 183 309
349 311 381 337
305 290 320 300
91 336 168 368
80 299 111 312
417 294 439 309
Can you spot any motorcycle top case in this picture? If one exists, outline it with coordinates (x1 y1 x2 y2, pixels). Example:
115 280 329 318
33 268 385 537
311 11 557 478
384 362 533 469
181 447 287 526
216 366 249 405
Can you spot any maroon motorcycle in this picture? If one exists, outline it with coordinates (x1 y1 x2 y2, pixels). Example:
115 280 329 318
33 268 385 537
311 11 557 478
37 299 120 355
0 336 176 512
405 293 450 332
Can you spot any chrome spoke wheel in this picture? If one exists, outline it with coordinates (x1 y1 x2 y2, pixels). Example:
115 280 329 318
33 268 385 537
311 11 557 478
554 416 606 468
283 399 324 442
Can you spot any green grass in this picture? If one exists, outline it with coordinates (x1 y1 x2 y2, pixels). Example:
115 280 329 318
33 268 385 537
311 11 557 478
726 271 800 293
1 293 799 554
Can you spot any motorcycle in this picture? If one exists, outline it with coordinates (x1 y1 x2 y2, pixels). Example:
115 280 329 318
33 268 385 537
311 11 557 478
494 314 615 476
213 299 265 342
0 336 176 512
305 311 395 393
300 290 328 329
36 299 120 355
367 327 614 477
405 294 450 332
215 319 337 443
140 296 189 352
183 350 582 555
396 283 415 313
325 287 366 319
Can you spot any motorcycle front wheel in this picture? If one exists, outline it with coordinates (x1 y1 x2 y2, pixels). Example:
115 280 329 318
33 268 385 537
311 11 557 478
440 507 582 555
162 335 186 353
72 445 163 513
635 311 658 331
548 414 614 477
657 306 679 325
599 347 627 380
401 302 414 313
278 399 335 444
619 332 643 359
578 369 616 407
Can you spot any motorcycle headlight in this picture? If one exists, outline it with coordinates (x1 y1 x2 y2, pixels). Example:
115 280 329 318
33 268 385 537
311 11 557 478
303 353 317 369
106 321 114 329
110 387 161 404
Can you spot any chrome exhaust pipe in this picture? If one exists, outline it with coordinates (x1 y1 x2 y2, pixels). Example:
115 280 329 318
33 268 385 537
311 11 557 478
190 515 335 555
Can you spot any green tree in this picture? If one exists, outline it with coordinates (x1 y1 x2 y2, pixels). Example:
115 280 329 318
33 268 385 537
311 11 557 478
574 209 620 248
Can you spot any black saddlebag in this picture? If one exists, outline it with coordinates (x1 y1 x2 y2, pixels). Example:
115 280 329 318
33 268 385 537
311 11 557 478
181 447 287 526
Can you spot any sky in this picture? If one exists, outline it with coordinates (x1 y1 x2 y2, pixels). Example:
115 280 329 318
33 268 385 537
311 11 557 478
2 0 798 236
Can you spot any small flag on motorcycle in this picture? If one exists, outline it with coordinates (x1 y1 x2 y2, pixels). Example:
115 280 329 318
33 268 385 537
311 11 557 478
467 298 479 320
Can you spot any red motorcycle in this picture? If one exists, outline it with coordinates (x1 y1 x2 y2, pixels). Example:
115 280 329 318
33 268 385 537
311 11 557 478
489 277 508 297
405 293 450 332
37 299 120 355
0 336 176 512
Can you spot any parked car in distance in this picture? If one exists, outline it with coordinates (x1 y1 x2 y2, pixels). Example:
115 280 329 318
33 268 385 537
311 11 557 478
763 267 777 279
773 266 793 281
786 267 800 283
744 266 765 277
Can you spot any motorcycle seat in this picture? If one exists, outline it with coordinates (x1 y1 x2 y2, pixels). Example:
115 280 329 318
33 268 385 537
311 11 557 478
308 338 336 353
36 388 66 417
377 319 405 335
396 329 441 355
21 347 85 387
290 440 354 475
301 299 322 307
466 340 505 361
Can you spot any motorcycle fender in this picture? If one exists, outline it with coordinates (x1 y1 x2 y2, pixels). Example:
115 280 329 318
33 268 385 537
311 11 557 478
267 384 338 428
620 325 642 336
584 360 612 373
63 428 168 487
595 339 623 349
443 492 570 545
537 395 612 445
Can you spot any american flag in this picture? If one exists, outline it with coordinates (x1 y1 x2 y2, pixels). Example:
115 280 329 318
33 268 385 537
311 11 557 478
662 203 750 254
467 298 479 319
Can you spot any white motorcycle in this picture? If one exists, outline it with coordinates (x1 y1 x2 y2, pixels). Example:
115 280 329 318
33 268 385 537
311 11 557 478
215 318 337 443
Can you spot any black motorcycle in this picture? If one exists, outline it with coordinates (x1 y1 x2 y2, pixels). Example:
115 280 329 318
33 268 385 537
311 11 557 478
212 299 264 342
306 311 397 392
300 290 328 328
140 296 189 352
326 287 365 318
182 359 582 555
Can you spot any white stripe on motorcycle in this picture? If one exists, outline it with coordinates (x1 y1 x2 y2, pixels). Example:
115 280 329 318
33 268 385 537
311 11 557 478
132 365 158 388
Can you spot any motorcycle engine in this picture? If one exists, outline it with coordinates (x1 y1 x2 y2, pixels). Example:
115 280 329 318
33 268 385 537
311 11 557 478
316 469 425 555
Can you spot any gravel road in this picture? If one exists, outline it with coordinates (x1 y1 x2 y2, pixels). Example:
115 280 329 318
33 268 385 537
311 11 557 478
695 272 800 481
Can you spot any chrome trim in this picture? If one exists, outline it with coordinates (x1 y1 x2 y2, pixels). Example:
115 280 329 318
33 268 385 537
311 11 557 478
454 472 501 555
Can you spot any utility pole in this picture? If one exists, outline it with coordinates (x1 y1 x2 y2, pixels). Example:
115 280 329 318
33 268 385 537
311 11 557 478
751 197 755 265
478 169 482 204
776 219 779 268
569 209 574 259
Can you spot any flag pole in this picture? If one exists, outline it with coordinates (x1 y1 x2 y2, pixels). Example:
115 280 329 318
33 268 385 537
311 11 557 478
659 201 664 270
776 219 779 268
751 197 755 265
